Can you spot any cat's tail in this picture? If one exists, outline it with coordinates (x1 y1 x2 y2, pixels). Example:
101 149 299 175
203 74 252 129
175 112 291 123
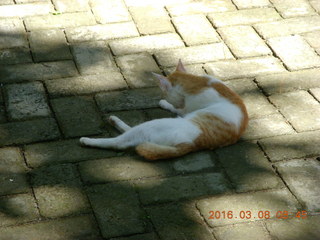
136 142 195 161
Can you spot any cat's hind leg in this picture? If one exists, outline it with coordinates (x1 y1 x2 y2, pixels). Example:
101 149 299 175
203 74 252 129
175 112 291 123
80 137 118 148
108 115 131 133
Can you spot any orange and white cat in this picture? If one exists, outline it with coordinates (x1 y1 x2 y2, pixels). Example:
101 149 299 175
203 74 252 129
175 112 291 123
80 60 248 160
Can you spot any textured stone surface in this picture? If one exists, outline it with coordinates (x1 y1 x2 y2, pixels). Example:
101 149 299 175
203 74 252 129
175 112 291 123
310 87 320 102
96 88 162 112
303 31 320 54
218 26 271 58
46 72 127 97
0 48 32 65
155 43 234 67
172 14 220 45
0 2 53 18
268 35 320 71
87 183 146 238
205 57 285 80
275 159 320 211
51 96 103 138
52 0 89 12
109 33 184 55
197 189 300 226
0 61 78 83
232 0 271 9
259 130 320 161
269 91 320 132
116 53 160 88
0 18 28 49
28 29 72 62
270 0 315 18
216 142 283 192
111 232 159 240
4 82 51 121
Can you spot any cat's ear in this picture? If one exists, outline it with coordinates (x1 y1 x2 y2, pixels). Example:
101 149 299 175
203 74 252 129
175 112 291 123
176 59 186 73
152 72 172 92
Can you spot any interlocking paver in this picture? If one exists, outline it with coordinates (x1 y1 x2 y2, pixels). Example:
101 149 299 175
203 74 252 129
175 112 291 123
208 8 281 27
66 22 139 42
28 29 72 62
52 0 89 12
116 52 160 88
0 2 53 18
0 147 29 195
91 0 131 24
205 57 285 80
0 47 32 65
155 43 234 67
232 0 271 9
259 130 320 161
256 68 320 95
275 159 320 212
4 82 51 121
267 35 320 71
269 90 320 132
310 87 320 102
270 0 315 18
303 31 320 55
310 0 320 12
0 18 28 49
51 96 103 138
111 232 159 240
130 6 174 35
0 61 78 83
172 14 220 46
109 33 184 55
218 25 271 58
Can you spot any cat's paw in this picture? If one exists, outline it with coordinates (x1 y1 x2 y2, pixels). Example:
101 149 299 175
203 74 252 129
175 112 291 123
159 99 170 109
80 137 90 146
108 115 119 126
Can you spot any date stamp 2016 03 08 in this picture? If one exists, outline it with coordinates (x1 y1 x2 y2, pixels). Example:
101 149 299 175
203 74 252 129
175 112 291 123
208 210 308 220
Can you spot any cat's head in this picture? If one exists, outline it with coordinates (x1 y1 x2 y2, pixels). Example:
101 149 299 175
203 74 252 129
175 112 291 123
152 60 187 109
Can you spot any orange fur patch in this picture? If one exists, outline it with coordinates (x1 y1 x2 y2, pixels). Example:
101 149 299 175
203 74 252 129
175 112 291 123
168 72 209 94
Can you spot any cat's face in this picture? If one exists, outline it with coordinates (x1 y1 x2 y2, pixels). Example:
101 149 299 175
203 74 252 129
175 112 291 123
153 60 186 108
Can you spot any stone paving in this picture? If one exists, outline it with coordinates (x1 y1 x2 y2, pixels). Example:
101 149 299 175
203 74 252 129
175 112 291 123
0 0 320 239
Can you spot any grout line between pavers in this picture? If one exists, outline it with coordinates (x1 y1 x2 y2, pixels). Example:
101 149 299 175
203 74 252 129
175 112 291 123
308 89 320 104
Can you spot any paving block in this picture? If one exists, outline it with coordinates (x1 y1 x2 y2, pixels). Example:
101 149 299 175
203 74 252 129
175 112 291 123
144 108 176 120
303 31 320 54
269 90 320 132
270 0 315 18
0 0 14 4
268 35 320 71
124 0 190 7
256 69 320 95
130 6 174 35
0 118 60 146
0 215 100 240
96 88 162 112
259 130 320 161
86 183 146 238
155 43 233 67
71 41 117 75
310 0 320 12
213 221 272 240
109 33 184 55
116 53 160 88
0 2 53 18
28 29 72 62
205 57 285 80
51 96 103 138
310 87 320 102
24 12 96 30
218 26 271 58
242 114 295 140
31 164 90 218
172 14 220 46
91 0 131 24
254 16 320 38
225 79 277 118
46 72 127 97
52 0 89 12
4 82 51 121
15 0 50 2
164 64 206 76
197 189 300 227
147 202 214 240
0 61 78 83
66 22 139 42
0 193 39 227
232 0 271 9
134 173 231 205
0 147 29 195
0 18 28 49
275 159 320 211
0 47 32 65
24 139 118 168
208 8 281 27
167 0 236 16
216 141 283 192
266 216 320 240
111 232 159 240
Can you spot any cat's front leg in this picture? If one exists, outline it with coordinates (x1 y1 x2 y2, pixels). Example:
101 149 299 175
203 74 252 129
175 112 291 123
159 100 183 116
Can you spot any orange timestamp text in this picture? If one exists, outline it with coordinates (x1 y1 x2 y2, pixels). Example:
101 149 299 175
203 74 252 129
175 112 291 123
208 210 307 220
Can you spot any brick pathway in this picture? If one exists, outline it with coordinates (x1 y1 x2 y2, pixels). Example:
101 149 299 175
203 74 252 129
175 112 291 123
0 0 320 239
